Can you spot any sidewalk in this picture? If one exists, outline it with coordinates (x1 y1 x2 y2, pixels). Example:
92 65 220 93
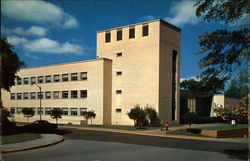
1 134 64 154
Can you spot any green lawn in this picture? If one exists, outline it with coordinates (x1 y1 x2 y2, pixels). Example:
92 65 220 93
199 124 248 130
1 133 41 144
167 129 208 137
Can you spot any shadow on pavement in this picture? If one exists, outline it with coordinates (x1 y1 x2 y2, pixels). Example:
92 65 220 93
221 149 249 161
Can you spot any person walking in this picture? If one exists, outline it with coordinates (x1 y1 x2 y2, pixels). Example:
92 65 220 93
165 121 169 131
160 120 164 131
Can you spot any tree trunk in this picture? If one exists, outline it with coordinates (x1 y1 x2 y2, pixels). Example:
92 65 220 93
27 117 28 123
91 119 92 125
56 118 58 125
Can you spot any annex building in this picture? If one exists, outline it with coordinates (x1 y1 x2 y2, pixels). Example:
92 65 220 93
2 19 181 125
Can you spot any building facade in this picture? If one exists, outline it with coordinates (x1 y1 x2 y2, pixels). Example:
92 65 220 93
2 19 181 125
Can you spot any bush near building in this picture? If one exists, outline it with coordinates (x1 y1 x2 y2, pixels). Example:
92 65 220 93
127 104 159 126
84 110 96 125
21 108 35 123
50 108 63 124
182 112 199 129
214 97 248 124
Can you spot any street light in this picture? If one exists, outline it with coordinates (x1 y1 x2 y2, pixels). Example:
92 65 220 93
32 83 42 120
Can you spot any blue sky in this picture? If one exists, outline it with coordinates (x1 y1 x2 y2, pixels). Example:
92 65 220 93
1 0 229 81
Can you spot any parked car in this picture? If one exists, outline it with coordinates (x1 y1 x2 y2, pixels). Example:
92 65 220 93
24 120 58 133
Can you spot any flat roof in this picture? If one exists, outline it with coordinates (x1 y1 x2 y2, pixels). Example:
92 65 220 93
21 57 112 70
97 19 181 33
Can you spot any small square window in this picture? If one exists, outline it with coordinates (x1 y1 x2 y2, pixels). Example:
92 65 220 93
62 91 68 98
116 90 122 94
80 108 87 115
37 107 43 115
71 73 78 81
10 107 15 114
30 92 36 99
116 52 122 57
116 108 122 113
17 78 22 85
71 90 78 98
62 74 68 82
80 72 87 80
23 77 29 84
38 92 43 99
53 91 60 99
129 26 135 39
117 29 122 41
71 108 78 116
116 71 122 76
23 93 29 99
11 93 15 99
80 90 87 98
17 107 22 114
38 76 43 83
142 24 149 36
30 77 36 84
45 107 51 115
45 75 51 83
62 108 68 115
17 93 22 99
54 75 60 82
105 31 111 43
45 92 51 99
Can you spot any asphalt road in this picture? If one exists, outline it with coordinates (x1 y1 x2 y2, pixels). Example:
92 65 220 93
2 128 249 161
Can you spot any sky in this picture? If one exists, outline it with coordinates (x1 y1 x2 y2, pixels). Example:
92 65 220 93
1 0 230 81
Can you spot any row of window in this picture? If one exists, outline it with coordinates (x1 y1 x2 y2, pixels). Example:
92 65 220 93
105 23 149 43
10 107 87 116
15 72 88 85
11 90 88 100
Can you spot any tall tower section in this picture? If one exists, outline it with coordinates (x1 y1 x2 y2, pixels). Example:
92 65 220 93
97 19 180 125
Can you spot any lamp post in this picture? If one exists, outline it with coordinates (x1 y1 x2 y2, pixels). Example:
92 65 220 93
32 83 42 120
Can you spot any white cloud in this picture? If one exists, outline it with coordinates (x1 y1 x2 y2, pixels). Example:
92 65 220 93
144 15 156 21
7 36 28 46
24 53 41 60
23 38 83 54
180 76 199 82
1 0 78 28
2 26 47 37
164 0 199 26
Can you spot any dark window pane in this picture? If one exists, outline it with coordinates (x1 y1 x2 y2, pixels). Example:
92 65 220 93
142 24 149 36
80 90 87 98
117 29 122 41
105 31 111 43
129 27 135 39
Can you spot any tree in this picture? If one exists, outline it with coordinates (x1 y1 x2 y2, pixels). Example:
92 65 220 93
127 104 145 126
183 112 198 129
181 77 224 94
84 110 96 125
50 108 63 124
22 108 35 123
225 70 249 99
0 38 25 92
144 104 159 126
194 0 249 83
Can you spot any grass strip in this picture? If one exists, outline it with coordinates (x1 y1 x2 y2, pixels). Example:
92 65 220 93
1 133 41 144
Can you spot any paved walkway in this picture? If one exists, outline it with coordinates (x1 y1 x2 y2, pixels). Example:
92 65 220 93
1 134 63 153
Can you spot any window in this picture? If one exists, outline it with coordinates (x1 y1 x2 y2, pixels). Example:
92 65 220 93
17 107 22 114
53 91 60 99
116 108 122 113
80 72 87 80
71 73 78 81
30 77 36 84
45 107 51 115
116 71 122 76
37 107 43 115
30 92 36 99
142 24 149 36
38 76 43 83
38 92 43 99
80 90 87 98
11 93 15 100
62 91 68 98
32 107 36 114
129 26 135 39
80 108 87 115
23 93 29 99
45 92 51 99
71 108 78 116
17 78 22 85
62 74 68 82
116 90 122 94
62 108 68 115
17 93 22 99
71 90 78 98
117 29 122 41
54 75 60 82
45 75 51 83
105 31 111 43
116 52 122 57
23 77 29 84
10 107 15 114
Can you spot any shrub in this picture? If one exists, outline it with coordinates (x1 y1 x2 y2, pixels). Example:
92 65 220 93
84 110 96 125
50 108 63 124
22 108 35 123
183 112 198 129
195 116 224 124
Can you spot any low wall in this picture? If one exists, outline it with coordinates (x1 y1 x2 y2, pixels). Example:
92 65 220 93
201 128 248 138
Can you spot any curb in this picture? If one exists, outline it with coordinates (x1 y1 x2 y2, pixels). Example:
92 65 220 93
1 136 64 154
77 127 248 143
